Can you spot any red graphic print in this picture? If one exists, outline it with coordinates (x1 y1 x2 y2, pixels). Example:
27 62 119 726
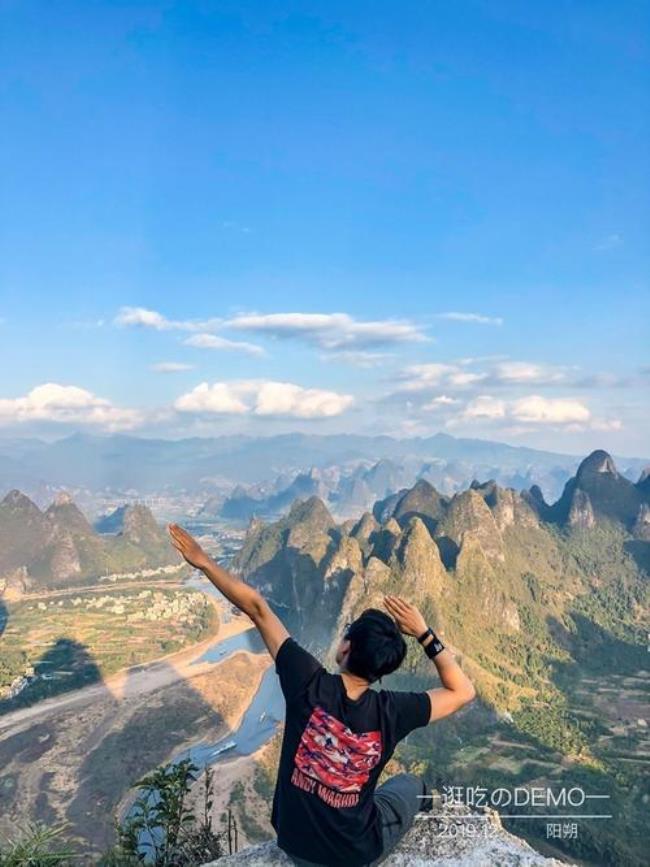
294 705 382 793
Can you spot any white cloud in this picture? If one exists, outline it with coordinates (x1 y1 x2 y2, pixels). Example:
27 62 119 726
115 306 222 332
463 395 507 419
422 395 461 410
226 312 429 349
456 355 509 365
395 359 572 394
438 312 503 326
174 380 354 419
0 383 141 431
491 361 568 384
396 363 461 392
321 350 393 368
183 333 265 356
395 362 490 393
510 395 591 425
116 307 428 358
590 418 623 432
115 307 176 330
150 362 195 373
448 371 488 387
449 393 619 432
254 382 353 418
174 383 249 415
115 307 265 355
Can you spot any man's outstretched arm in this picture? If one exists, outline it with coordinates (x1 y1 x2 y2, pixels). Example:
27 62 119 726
384 595 476 722
168 523 289 659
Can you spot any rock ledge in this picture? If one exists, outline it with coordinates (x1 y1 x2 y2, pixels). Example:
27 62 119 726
203 805 573 866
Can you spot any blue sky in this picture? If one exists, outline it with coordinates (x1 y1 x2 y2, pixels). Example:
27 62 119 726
1 1 648 456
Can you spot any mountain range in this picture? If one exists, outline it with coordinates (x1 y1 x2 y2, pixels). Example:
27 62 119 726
0 490 178 593
202 447 650 523
205 459 453 522
235 448 650 638
1 432 647 504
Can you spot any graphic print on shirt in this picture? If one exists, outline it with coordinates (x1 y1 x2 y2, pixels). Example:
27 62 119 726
291 705 382 808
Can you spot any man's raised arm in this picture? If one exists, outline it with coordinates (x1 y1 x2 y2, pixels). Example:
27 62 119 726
384 595 476 722
168 523 289 659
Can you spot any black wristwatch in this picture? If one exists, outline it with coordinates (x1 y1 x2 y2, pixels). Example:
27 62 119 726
417 627 445 659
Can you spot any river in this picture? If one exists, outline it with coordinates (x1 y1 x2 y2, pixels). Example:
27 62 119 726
173 575 285 767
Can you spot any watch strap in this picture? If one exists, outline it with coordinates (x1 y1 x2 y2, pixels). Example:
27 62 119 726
424 632 445 658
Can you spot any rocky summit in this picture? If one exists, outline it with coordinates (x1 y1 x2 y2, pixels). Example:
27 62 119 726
550 449 648 528
203 805 573 866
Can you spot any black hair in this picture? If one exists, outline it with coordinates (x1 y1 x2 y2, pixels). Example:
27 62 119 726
344 608 407 683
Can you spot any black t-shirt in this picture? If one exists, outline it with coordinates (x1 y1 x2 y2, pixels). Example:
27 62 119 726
271 637 431 867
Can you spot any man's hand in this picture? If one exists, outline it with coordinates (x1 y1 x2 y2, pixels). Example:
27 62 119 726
383 595 428 638
386 595 475 723
168 522 289 659
168 523 211 571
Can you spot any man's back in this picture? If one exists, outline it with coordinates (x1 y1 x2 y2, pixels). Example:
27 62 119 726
271 637 431 867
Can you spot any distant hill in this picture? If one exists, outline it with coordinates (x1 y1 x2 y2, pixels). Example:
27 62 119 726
233 449 650 866
214 469 329 522
205 444 650 524
0 431 646 499
0 491 180 591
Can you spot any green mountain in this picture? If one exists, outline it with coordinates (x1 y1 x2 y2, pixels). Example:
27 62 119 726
235 449 649 866
0 490 179 591
549 448 649 529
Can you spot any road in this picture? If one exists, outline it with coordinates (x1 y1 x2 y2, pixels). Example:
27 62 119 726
18 574 188 601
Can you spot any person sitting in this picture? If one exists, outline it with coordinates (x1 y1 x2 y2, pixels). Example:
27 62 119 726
168 523 476 867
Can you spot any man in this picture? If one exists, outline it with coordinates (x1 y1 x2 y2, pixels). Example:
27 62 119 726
168 523 475 867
